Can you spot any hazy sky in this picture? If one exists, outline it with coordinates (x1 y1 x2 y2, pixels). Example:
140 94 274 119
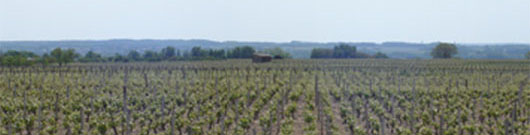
1 0 529 43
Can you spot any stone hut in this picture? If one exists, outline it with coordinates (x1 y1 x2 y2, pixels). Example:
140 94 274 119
252 53 272 63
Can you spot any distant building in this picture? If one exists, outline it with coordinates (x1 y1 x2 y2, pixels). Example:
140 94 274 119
252 53 272 63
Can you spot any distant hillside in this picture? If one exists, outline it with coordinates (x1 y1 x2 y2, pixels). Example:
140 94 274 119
1 39 529 59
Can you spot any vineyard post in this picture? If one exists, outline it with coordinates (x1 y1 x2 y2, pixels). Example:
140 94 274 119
87 87 95 129
314 74 324 135
380 114 385 135
362 96 370 134
390 93 396 134
409 78 416 134
66 85 70 99
123 69 130 135
398 77 401 93
22 83 27 118
170 105 176 135
8 76 13 97
161 95 166 131
527 74 530 126
22 74 30 135
167 70 172 85
325 115 332 135
378 85 385 135
215 74 219 106
143 72 148 88
3 109 11 135
37 85 44 134
234 98 241 134
246 83 252 108
349 76 357 134
504 118 512 135
369 78 373 93
54 91 60 134
12 86 16 100
80 106 84 135
457 108 464 135
265 106 273 135
276 95 282 135
513 77 526 134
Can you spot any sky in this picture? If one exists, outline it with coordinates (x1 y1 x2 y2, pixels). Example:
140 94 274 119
1 0 529 43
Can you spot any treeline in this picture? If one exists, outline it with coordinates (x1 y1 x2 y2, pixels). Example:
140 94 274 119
310 43 389 59
0 48 78 66
0 46 291 66
88 46 260 62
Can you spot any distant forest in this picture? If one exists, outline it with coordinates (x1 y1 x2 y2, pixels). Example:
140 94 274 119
1 39 529 59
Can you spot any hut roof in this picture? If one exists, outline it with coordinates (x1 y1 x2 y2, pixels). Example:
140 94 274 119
253 53 272 57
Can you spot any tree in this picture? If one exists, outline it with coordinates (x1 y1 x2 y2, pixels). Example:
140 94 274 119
431 43 458 59
182 51 191 58
62 49 79 64
264 47 291 58
50 48 79 65
311 44 364 59
310 48 333 58
191 46 207 57
208 49 226 58
1 55 29 66
143 50 160 62
373 52 389 59
161 46 176 59
110 53 128 62
228 46 255 58
0 50 39 66
190 46 227 59
333 43 357 58
525 51 530 59
50 48 62 63
3 50 38 58
39 53 55 65
127 50 142 61
79 51 104 62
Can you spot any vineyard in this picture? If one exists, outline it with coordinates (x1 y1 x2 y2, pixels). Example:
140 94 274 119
0 59 529 135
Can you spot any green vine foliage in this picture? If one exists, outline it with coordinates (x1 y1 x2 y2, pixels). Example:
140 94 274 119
0 59 529 135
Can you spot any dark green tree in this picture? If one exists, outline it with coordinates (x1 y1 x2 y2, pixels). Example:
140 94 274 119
63 49 79 64
333 43 357 58
127 50 142 61
143 50 160 62
79 51 105 62
310 48 333 58
431 43 458 59
0 50 38 66
208 49 226 58
50 48 62 63
228 46 255 58
182 51 191 58
191 46 207 57
110 53 128 62
525 51 530 59
39 53 55 65
373 52 389 59
161 46 176 60
50 48 79 65
3 50 38 58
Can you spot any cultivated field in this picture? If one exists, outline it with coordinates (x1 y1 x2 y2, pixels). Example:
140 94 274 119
0 59 529 135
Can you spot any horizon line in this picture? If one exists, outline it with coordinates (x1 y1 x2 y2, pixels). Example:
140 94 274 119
1 38 529 45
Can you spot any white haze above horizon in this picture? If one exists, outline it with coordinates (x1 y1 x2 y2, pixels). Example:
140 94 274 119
1 0 529 43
